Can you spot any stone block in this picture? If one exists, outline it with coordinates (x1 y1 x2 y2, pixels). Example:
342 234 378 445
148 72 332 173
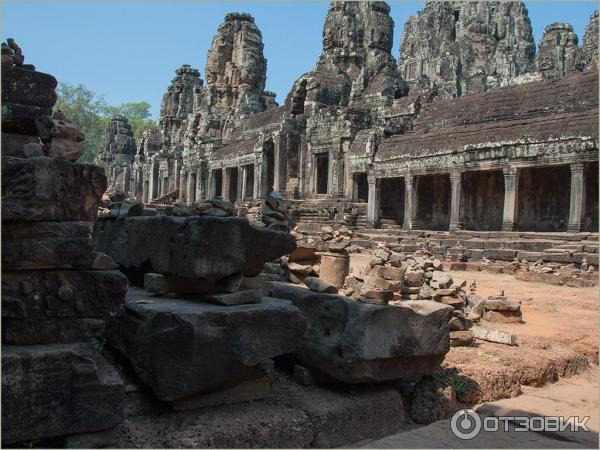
269 282 453 383
573 252 599 265
1 132 41 158
369 265 405 281
47 137 84 161
430 271 453 289
404 269 424 287
483 296 521 311
471 327 517 345
540 252 574 263
450 330 474 347
172 376 271 411
2 221 95 270
206 289 262 306
483 248 517 261
359 287 393 302
94 215 296 282
108 288 307 402
363 275 402 291
483 310 523 323
440 296 464 309
1 343 124 444
2 156 106 222
1 66 57 108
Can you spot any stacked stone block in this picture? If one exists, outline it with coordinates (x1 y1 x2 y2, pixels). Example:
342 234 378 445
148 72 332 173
1 42 127 445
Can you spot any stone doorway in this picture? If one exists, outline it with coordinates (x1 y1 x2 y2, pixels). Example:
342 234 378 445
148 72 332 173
264 140 275 195
462 170 504 231
213 169 223 199
244 165 254 200
584 161 598 231
315 152 329 194
354 173 368 202
416 174 451 230
517 166 570 232
228 167 238 203
380 177 405 226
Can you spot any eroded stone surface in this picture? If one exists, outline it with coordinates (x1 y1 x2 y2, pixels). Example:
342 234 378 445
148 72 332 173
269 282 453 383
108 288 307 401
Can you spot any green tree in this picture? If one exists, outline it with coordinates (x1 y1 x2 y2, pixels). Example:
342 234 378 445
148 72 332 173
55 84 158 163
55 82 108 163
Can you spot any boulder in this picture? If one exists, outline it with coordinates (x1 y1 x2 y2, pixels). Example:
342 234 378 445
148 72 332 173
404 269 424 287
483 296 521 311
1 343 124 444
268 282 453 383
2 156 106 221
94 216 296 283
430 271 453 289
108 287 307 402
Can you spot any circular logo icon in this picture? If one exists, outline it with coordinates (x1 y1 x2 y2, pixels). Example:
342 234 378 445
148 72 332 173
450 409 482 440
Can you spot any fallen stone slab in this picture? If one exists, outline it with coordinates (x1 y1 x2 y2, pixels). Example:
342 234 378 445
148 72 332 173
94 216 296 284
483 310 523 323
205 289 262 306
2 156 106 221
143 272 213 294
483 296 521 311
268 282 453 383
108 287 307 402
1 343 124 445
1 66 57 108
471 326 517 345
2 221 95 270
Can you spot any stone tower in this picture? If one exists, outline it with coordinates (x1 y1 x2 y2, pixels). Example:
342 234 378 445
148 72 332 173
398 1 535 97
583 10 599 69
97 115 137 194
535 23 584 79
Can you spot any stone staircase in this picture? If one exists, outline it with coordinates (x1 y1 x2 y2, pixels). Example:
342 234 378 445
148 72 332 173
288 197 368 232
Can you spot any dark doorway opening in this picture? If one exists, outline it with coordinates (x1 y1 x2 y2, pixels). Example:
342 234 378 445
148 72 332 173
214 169 223 199
416 174 451 230
315 152 329 194
189 173 197 203
244 165 254 200
264 141 275 195
355 173 369 202
380 177 405 225
228 167 238 203
462 170 504 231
517 166 570 231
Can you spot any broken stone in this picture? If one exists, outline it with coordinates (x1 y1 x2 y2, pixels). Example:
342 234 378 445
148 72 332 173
440 296 464 309
404 269 424 287
269 282 453 383
205 289 262 306
430 271 453 289
304 276 338 294
287 261 314 275
359 287 393 303
143 272 213 294
368 265 404 281
1 343 124 445
109 288 307 402
94 215 296 282
450 330 474 347
483 309 523 324
215 272 244 293
317 251 350 289
483 296 522 311
448 316 465 331
471 326 517 346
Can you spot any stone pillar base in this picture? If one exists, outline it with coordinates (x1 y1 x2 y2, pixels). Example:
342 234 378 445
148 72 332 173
501 222 517 232
567 224 582 232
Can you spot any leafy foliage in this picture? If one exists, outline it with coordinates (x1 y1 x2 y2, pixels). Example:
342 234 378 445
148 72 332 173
55 83 157 163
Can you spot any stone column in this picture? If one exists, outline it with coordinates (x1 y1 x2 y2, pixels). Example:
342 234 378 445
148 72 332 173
241 166 248 201
179 170 187 203
148 160 156 201
403 174 417 230
366 173 380 228
502 166 519 231
449 171 464 231
273 133 281 192
207 169 215 200
254 160 262 199
221 168 228 201
186 172 194 203
567 162 585 232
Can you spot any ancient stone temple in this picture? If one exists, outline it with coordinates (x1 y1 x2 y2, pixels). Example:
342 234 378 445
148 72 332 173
100 1 598 234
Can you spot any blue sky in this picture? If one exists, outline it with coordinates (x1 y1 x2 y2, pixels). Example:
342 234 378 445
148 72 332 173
2 2 597 118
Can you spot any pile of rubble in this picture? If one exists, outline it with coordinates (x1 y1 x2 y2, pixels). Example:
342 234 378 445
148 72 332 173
2 42 127 445
99 195 237 219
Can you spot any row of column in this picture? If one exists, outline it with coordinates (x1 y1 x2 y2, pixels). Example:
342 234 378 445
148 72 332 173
366 163 588 232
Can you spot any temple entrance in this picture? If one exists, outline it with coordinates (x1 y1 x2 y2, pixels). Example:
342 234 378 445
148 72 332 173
354 173 368 202
584 161 598 231
315 152 329 194
517 165 570 231
416 174 450 230
264 140 275 195
244 164 254 200
228 167 238 203
462 170 504 231
379 177 405 226
213 169 223 199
